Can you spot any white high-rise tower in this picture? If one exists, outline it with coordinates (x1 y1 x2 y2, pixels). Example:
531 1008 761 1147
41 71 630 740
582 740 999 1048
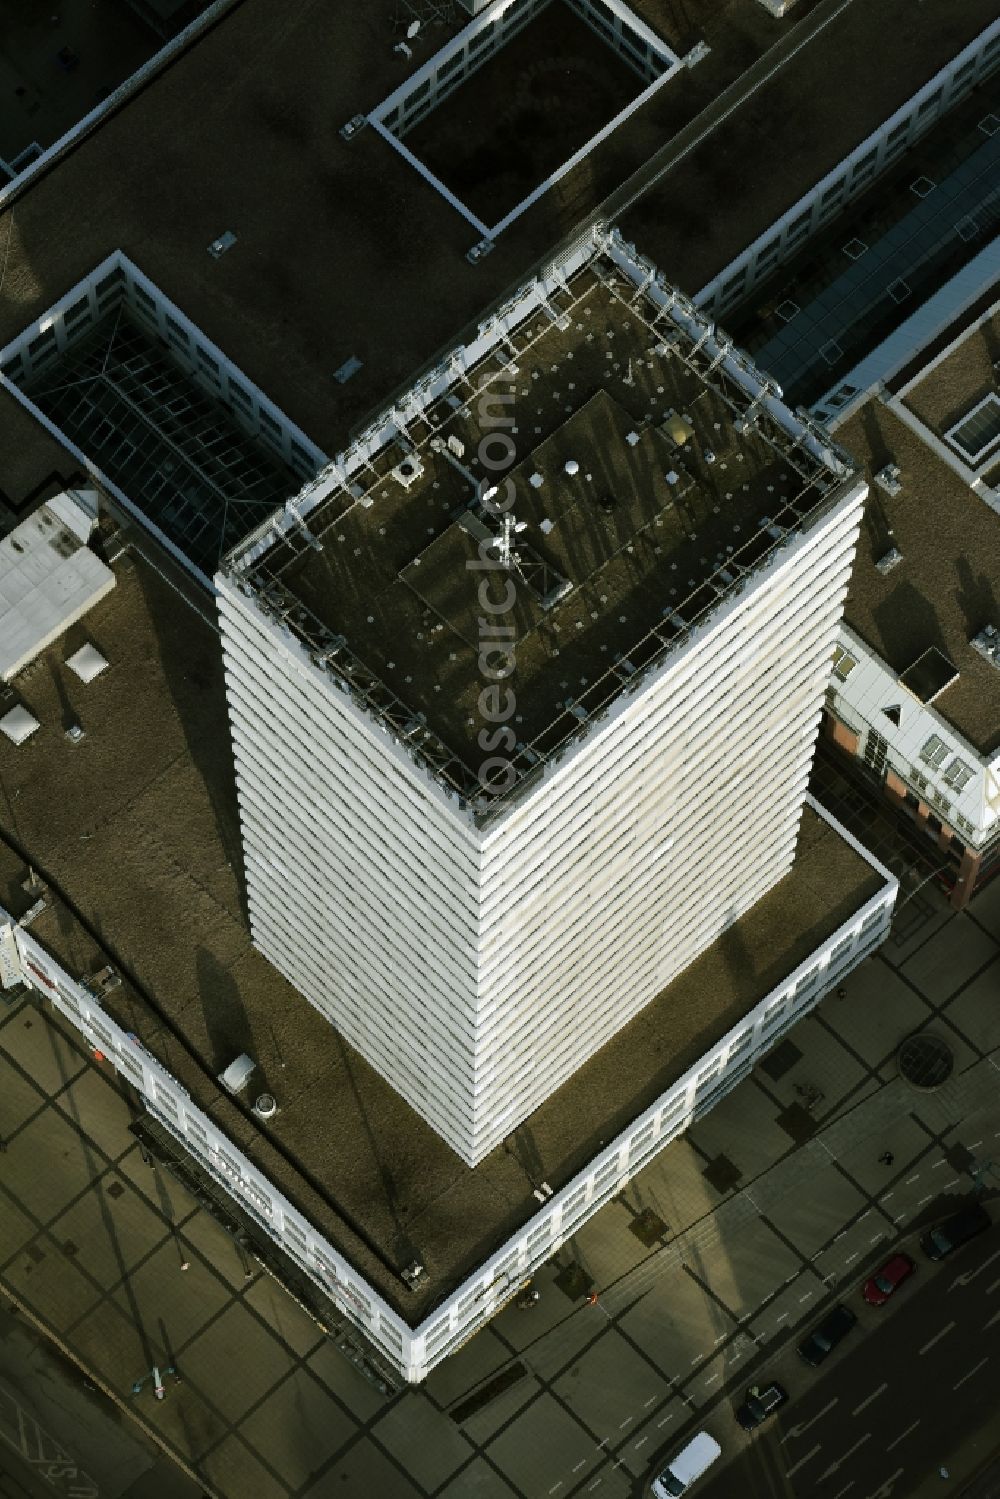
218 232 866 1166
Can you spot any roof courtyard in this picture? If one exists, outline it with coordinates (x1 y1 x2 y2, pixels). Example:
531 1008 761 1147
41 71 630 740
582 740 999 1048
0 540 884 1322
0 0 993 528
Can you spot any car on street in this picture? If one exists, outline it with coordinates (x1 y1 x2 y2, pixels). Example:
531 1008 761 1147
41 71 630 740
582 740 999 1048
920 1203 990 1260
649 1431 722 1496
797 1303 858 1366
735 1382 789 1430
862 1251 916 1306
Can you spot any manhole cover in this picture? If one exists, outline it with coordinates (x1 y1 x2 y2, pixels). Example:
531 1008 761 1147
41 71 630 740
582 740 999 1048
898 1033 953 1091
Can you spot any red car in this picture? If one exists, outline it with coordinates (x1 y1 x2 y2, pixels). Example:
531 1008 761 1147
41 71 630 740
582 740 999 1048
863 1252 916 1306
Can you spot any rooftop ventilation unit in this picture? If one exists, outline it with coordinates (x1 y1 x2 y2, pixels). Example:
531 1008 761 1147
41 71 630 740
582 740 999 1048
253 1093 278 1119
0 705 40 745
400 1260 428 1290
66 643 109 683
873 463 902 497
875 546 903 575
391 454 424 490
971 624 1000 670
218 1053 256 1095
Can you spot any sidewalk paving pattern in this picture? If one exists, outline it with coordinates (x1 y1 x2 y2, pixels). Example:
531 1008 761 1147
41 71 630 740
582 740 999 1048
0 875 999 1497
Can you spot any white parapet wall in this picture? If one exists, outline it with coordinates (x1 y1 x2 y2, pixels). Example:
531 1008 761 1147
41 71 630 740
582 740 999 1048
0 795 896 1382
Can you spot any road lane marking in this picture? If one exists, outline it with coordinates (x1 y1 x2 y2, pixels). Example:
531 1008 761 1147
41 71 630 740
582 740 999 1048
917 1193 934 1206
830 1485 856 1499
619 1415 633 1427
959 1249 1000 1286
779 1398 839 1444
820 1434 871 1479
786 1443 821 1478
986 1309 1000 1331
644 1396 657 1408
906 1174 920 1184
919 1322 955 1354
549 1484 563 1495
573 1459 588 1471
970 1140 983 1149
852 1383 887 1415
845 1252 859 1265
866 1469 904 1497
932 1160 947 1170
953 1357 988 1391
634 1437 648 1449
986 1277 1000 1296
886 1421 920 1452
657 1414 675 1428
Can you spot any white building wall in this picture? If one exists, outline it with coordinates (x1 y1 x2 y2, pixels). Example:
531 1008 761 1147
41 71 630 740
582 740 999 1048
0 802 896 1383
828 623 1000 844
219 473 865 1164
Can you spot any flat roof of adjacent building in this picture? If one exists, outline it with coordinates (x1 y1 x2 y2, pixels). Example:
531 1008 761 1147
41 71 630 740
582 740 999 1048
618 0 998 295
0 0 993 521
245 261 847 782
839 304 1000 756
0 544 885 1320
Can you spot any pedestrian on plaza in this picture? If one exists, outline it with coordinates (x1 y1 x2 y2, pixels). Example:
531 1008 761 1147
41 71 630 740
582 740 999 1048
835 987 847 1001
516 1286 540 1309
586 1291 600 1307
879 1151 895 1166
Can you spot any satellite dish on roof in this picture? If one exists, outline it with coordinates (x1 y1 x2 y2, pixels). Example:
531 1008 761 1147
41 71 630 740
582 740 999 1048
406 19 420 38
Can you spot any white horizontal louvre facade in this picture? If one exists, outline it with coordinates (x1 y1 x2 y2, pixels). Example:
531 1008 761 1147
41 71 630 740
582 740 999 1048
1 807 895 1382
218 471 865 1164
472 483 865 1151
218 584 485 1149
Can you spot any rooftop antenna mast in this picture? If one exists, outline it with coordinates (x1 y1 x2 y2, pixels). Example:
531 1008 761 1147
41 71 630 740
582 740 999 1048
497 514 528 570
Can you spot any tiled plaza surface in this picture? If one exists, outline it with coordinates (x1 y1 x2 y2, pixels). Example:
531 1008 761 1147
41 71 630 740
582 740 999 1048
1 876 1000 1498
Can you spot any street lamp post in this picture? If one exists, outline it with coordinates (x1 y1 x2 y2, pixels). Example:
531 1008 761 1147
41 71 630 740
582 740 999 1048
131 1365 178 1401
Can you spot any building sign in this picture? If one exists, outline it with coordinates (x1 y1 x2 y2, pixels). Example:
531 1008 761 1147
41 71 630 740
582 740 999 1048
0 926 23 989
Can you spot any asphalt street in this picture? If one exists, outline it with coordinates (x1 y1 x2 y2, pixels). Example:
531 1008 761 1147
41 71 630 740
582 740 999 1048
693 1229 1000 1499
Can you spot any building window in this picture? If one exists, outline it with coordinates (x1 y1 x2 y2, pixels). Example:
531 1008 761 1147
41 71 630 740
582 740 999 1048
919 733 950 769
909 767 929 792
864 729 889 775
931 789 952 816
832 645 857 681
942 757 973 792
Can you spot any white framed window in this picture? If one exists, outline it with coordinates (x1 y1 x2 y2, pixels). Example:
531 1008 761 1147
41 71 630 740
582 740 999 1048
831 645 857 681
942 757 974 793
919 733 950 769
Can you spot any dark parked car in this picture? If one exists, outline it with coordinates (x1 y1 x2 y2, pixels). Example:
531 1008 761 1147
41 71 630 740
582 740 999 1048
735 1382 788 1430
797 1304 858 1366
920 1203 990 1260
863 1252 916 1306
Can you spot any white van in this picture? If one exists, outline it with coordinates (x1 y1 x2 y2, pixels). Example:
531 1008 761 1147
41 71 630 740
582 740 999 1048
649 1431 722 1497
